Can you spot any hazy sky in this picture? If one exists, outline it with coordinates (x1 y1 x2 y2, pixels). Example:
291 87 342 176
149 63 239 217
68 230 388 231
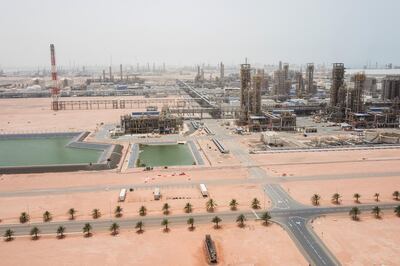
1 0 399 68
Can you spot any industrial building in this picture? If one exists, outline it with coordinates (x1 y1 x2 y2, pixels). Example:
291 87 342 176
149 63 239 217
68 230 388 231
305 63 316 95
295 72 305 98
346 106 399 128
330 63 346 108
381 75 400 101
273 68 291 96
239 62 253 123
327 64 399 128
348 73 366 113
364 77 378 97
120 108 183 134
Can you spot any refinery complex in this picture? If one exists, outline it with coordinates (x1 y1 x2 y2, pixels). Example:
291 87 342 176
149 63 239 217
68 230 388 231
1 1 400 264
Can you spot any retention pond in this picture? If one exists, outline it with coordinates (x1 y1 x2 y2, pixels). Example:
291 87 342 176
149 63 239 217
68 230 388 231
0 132 122 174
136 143 196 167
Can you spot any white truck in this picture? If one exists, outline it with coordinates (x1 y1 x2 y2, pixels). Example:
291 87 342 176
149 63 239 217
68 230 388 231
154 187 161 200
200 183 209 197
118 188 127 202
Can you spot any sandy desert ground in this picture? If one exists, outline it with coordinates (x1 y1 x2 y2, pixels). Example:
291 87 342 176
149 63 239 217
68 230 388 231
197 138 240 166
281 176 400 206
0 96 186 133
252 148 400 165
312 215 400 266
0 164 249 189
0 221 307 266
253 148 400 178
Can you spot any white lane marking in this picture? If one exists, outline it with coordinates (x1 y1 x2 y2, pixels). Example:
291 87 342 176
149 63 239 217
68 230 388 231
252 209 260 219
289 217 327 265
265 184 290 209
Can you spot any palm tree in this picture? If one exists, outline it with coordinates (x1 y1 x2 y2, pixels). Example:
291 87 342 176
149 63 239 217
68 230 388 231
19 212 30 224
83 223 92 237
187 217 195 230
110 222 120 235
229 199 238 211
353 193 361 203
68 208 76 220
394 205 400 217
371 206 381 218
393 191 400 201
3 229 14 242
135 221 144 233
311 194 321 206
162 203 170 215
161 218 169 232
184 202 193 213
139 206 147 216
374 193 380 202
57 226 65 239
236 214 246 227
349 207 361 220
114 206 123 218
43 211 52 222
331 193 341 204
261 212 272 225
92 209 101 219
212 216 222 229
251 198 260 209
30 226 40 240
206 199 217 212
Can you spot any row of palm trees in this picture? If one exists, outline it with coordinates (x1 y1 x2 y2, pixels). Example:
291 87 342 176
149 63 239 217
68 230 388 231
3 212 273 242
311 191 400 206
16 198 263 224
349 205 400 221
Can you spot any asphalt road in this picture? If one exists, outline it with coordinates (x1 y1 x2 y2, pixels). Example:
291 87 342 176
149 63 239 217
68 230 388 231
263 183 398 266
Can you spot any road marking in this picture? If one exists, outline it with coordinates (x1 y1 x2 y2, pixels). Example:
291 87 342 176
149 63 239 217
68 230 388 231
251 209 260 219
265 184 290 209
289 217 327 265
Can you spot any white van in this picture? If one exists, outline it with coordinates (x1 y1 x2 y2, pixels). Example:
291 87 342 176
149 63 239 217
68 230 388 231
200 183 209 197
119 188 127 202
154 187 161 200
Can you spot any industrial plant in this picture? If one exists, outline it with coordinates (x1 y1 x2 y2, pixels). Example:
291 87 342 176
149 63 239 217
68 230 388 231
1 43 400 266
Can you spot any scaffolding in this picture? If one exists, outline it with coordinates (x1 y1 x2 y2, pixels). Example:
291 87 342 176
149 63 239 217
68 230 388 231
295 72 304 98
348 73 365 113
239 62 252 123
120 108 183 134
330 63 345 107
305 63 315 95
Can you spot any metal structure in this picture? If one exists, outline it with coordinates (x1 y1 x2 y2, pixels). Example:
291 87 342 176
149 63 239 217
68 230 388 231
283 63 289 80
381 75 400 101
330 63 345 107
120 108 182 134
239 62 252 123
273 69 290 96
349 73 365 113
50 44 60 111
109 66 113 82
295 72 304 98
204 235 217 264
305 63 315 95
252 70 263 114
219 62 224 80
51 98 194 110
